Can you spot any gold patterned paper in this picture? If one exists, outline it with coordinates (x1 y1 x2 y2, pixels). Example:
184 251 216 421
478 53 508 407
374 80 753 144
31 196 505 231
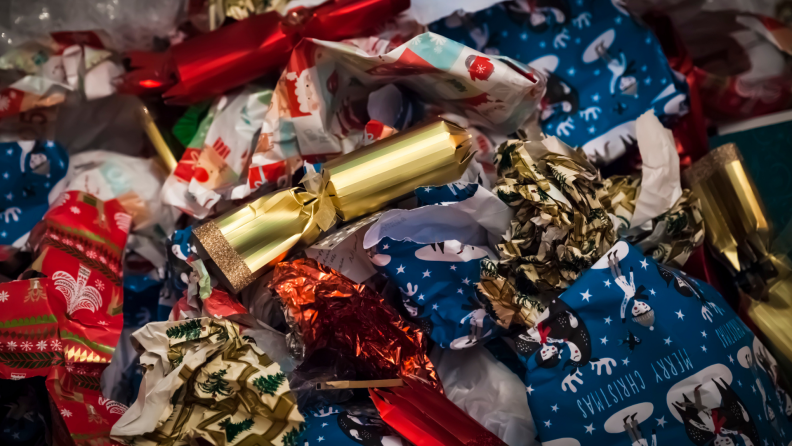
194 120 473 292
493 139 703 306
111 318 303 446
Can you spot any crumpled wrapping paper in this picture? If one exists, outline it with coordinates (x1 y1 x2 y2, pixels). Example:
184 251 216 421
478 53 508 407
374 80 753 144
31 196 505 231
240 29 545 199
0 191 131 445
271 258 440 389
0 31 123 118
0 140 69 248
494 111 703 299
111 318 302 445
430 345 537 446
363 182 516 349
508 240 792 446
429 0 689 164
297 401 407 445
161 88 272 219
54 150 174 234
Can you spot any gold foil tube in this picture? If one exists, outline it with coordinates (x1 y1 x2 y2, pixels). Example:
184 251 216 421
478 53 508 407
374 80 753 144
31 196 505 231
686 143 792 365
684 143 770 272
138 106 178 172
325 120 473 220
194 119 472 292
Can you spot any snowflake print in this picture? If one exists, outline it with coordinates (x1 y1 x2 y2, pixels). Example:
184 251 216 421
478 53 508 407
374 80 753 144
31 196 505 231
70 206 81 214
50 234 60 242
94 280 105 291
98 320 109 326
64 239 73 246
36 340 47 351
429 34 447 46
99 256 107 263
7 341 16 351
51 339 62 350
21 341 32 351
86 250 97 259
0 290 8 303
76 244 85 252
0 95 10 112
60 408 72 418
65 364 74 372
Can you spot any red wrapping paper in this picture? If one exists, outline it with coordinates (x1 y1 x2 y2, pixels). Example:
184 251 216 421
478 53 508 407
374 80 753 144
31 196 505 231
270 258 440 389
645 12 792 147
370 376 506 446
122 0 409 104
0 191 130 445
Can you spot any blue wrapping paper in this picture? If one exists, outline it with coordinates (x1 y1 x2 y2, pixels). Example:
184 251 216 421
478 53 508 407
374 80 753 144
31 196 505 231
299 404 405 445
0 140 68 246
505 241 792 445
429 0 689 164
364 183 513 349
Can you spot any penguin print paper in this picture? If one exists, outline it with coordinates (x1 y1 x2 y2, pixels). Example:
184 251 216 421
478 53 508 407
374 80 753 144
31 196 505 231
0 140 68 247
430 0 689 164
299 404 406 446
511 241 792 446
364 183 514 350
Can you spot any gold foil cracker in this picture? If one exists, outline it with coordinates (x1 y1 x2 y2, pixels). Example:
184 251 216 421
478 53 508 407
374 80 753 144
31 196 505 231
194 119 473 292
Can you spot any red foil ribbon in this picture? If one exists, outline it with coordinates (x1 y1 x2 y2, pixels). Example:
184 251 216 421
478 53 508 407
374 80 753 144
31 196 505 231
122 0 410 104
370 376 506 446
270 258 440 389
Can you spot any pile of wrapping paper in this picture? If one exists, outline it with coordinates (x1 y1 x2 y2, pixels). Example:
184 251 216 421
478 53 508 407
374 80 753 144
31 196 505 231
1 0 792 445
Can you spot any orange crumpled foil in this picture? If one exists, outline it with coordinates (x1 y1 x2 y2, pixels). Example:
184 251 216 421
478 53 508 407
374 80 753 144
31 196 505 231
271 258 440 389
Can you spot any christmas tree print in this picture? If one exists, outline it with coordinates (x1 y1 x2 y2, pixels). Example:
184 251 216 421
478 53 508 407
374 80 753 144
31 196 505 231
281 423 306 446
166 319 202 341
253 372 285 397
219 417 253 442
198 368 233 398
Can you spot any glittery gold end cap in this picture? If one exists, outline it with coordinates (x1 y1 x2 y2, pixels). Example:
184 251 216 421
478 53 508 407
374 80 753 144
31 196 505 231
193 221 255 292
683 143 743 187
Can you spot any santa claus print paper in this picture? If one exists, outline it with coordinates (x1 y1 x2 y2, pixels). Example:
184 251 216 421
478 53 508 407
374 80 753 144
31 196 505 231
243 31 545 198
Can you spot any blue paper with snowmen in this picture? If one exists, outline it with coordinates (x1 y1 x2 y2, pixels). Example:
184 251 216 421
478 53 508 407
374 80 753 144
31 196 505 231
429 0 688 164
0 140 68 246
364 182 513 350
510 240 792 446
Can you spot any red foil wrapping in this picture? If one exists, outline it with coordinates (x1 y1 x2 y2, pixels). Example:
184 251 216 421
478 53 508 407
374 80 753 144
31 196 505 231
270 258 439 389
122 0 409 104
370 376 506 446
